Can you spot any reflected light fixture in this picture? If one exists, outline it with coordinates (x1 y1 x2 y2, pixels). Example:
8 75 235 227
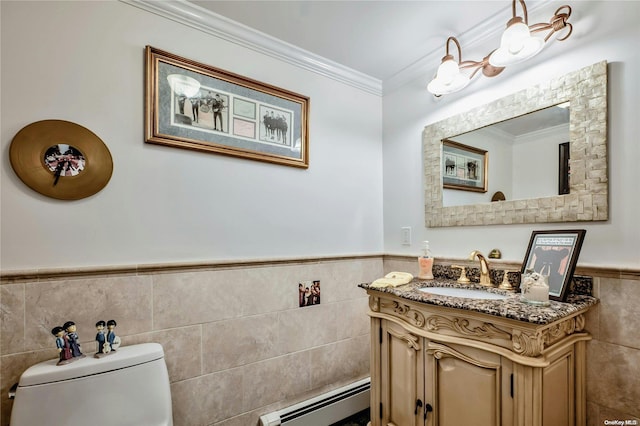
167 74 201 98
428 0 573 96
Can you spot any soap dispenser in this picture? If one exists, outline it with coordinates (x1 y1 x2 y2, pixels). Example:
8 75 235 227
418 241 434 280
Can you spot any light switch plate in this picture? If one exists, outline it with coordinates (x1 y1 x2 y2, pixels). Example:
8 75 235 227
401 227 411 245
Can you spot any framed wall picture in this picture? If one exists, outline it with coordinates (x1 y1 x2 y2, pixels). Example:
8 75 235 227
442 139 488 192
145 46 310 168
521 229 586 302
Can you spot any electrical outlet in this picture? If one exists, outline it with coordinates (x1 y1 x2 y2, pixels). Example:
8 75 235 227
401 227 411 245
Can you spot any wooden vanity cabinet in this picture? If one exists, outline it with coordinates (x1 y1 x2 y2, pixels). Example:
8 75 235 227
366 291 591 426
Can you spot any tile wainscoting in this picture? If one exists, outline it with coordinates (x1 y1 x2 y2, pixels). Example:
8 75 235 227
383 255 640 424
2 255 638 425
0 256 381 426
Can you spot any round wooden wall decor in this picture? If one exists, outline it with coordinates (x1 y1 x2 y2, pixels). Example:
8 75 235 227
9 120 113 200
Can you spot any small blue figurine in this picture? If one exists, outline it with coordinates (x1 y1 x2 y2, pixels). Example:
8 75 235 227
95 320 106 354
106 319 120 351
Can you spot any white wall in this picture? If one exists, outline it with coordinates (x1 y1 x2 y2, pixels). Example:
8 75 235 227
511 127 568 200
0 1 384 271
2 1 638 271
383 1 640 267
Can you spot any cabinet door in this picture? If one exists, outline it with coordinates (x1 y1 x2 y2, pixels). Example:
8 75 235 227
379 320 425 426
542 347 576 426
424 341 513 426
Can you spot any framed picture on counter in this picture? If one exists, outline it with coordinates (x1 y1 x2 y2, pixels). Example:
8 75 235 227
521 229 586 301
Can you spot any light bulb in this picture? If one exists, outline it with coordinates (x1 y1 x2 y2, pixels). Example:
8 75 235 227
502 20 530 54
427 61 470 95
436 58 460 85
489 17 544 67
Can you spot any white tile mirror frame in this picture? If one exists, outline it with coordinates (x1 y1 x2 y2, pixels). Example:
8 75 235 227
423 61 608 227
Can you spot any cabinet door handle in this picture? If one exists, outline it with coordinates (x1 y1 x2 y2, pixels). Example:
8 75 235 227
424 403 433 420
415 399 423 415
510 373 514 398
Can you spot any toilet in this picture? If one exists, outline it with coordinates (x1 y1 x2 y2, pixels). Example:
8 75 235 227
10 342 173 426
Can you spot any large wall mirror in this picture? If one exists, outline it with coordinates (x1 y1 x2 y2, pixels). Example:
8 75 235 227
423 61 607 227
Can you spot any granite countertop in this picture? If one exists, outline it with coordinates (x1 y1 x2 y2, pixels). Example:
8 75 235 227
359 279 598 325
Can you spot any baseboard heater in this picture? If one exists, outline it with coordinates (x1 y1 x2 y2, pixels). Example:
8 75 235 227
259 377 370 426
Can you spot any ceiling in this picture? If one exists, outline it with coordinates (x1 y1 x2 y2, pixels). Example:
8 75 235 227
191 1 514 82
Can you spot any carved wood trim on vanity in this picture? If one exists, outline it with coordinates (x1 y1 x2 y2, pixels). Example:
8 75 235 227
369 293 589 360
426 315 512 341
427 341 500 369
387 325 422 351
378 299 426 327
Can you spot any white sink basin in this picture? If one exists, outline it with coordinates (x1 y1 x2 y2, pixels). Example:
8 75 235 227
419 287 509 300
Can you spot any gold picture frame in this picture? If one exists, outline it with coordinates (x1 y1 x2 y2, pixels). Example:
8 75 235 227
145 46 310 168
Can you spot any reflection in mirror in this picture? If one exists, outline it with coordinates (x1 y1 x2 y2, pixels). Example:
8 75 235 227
423 61 607 227
443 103 570 207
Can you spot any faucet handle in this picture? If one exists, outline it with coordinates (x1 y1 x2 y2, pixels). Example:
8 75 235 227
451 265 470 284
498 270 519 291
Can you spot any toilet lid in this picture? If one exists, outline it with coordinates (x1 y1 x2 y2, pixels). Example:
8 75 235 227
18 343 165 387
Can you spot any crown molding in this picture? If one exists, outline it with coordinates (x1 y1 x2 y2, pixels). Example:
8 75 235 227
121 1 559 97
120 0 382 96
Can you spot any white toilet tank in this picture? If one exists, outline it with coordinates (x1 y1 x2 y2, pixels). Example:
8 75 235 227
10 342 173 426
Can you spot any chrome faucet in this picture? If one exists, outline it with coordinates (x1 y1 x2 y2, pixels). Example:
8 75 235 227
469 250 492 286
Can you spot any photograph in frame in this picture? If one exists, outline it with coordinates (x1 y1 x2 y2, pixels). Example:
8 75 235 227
145 46 310 168
442 139 488 192
521 229 586 302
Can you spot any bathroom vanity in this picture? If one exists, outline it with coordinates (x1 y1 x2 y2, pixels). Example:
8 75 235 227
360 280 597 426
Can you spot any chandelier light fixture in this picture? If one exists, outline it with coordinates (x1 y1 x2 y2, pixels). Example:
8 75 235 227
427 0 573 96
